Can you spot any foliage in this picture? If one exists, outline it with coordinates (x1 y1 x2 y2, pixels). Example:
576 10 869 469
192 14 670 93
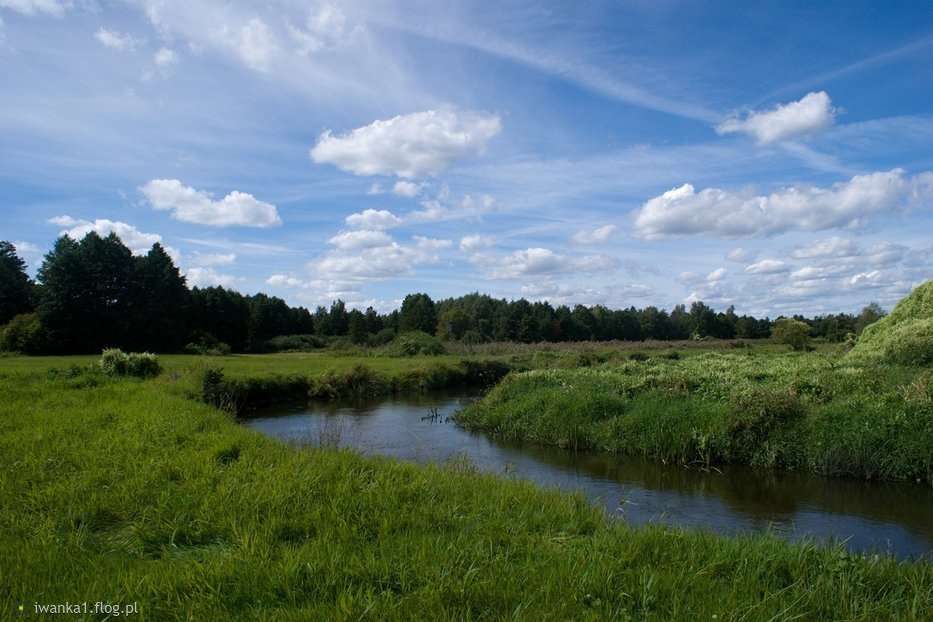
99 348 162 378
0 312 47 354
262 333 326 352
399 293 437 334
850 280 933 366
457 352 933 484
0 241 34 325
384 330 446 356
2 369 932 619
772 318 812 351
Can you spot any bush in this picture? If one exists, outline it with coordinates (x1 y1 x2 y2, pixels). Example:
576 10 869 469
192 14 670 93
772 318 811 351
368 328 396 347
849 281 933 366
0 313 47 354
263 334 325 353
184 332 232 356
384 331 446 356
99 349 161 378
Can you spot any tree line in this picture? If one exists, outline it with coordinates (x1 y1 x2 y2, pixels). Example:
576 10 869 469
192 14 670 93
0 235 885 354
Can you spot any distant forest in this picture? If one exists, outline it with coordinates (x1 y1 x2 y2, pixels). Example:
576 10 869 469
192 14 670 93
0 234 885 354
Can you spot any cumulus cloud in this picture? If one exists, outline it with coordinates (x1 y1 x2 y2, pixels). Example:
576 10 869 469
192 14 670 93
95 27 139 51
745 259 788 274
185 267 238 288
328 229 392 250
0 0 69 17
314 243 437 280
287 2 358 55
472 247 616 280
634 169 925 239
392 180 422 197
236 17 276 71
707 267 727 282
310 109 502 178
716 91 836 144
413 235 452 251
49 215 176 259
409 191 495 222
790 236 860 259
344 208 401 230
140 179 281 227
571 224 617 245
459 234 494 252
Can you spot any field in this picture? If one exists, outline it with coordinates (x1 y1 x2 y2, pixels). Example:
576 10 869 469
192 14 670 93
1 349 932 620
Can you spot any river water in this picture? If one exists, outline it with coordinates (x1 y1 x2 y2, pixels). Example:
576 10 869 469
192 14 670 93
245 390 933 560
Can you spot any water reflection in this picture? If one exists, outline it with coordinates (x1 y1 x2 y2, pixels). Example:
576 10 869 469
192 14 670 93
245 391 933 560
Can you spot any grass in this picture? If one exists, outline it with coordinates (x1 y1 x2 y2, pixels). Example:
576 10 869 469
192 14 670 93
1 365 932 620
457 351 933 485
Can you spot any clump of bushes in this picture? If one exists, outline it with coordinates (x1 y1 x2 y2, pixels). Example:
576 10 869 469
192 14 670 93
772 318 811 351
0 313 47 354
310 364 389 400
99 349 161 378
184 332 232 356
849 280 933 366
384 331 446 356
263 334 325 353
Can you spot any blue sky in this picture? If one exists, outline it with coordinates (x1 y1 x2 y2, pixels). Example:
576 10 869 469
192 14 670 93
2 0 932 316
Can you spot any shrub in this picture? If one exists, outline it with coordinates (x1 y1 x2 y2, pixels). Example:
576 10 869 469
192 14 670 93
384 331 446 356
99 349 161 378
184 332 232 356
850 282 933 366
263 334 326 353
368 328 396 347
628 352 649 362
728 388 803 464
0 313 47 354
772 318 811 351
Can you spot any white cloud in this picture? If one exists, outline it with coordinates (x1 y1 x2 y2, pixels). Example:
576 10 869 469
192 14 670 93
236 17 276 71
266 274 305 288
409 191 495 222
287 3 357 55
634 169 922 239
310 109 502 178
571 224 617 245
49 215 174 258
328 229 392 250
459 234 494 252
140 179 281 227
189 251 236 267
95 27 139 51
791 236 860 259
367 183 383 195
314 243 437 280
12 240 39 255
745 259 789 274
154 47 178 67
413 235 452 251
344 208 401 230
0 0 69 17
716 91 836 144
473 247 616 280
848 270 884 288
726 247 755 263
185 266 238 288
392 180 422 197
706 267 727 282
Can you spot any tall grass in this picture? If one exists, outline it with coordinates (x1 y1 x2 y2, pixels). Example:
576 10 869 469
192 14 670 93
1 368 931 619
457 352 933 484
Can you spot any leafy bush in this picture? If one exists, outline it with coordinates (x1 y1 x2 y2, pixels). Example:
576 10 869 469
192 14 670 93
850 282 933 366
263 334 325 353
1 313 48 354
772 318 811 351
184 332 232 355
368 328 396 347
99 349 161 378
384 331 446 356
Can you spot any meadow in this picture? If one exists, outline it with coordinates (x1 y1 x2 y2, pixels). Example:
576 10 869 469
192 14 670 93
1 357 932 621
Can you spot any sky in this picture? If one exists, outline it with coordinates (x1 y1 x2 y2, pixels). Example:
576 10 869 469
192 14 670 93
2 0 932 317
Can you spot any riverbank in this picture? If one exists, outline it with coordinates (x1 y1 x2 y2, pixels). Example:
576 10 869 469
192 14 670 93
456 351 933 485
1 362 932 619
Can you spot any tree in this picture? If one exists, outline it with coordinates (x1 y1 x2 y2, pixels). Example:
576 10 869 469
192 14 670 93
348 309 368 344
399 293 436 334
130 244 189 351
437 307 469 340
38 233 135 353
855 302 886 335
0 241 34 325
772 318 811 351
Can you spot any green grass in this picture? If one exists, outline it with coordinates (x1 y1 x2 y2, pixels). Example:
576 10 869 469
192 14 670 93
0 359 932 619
457 351 933 485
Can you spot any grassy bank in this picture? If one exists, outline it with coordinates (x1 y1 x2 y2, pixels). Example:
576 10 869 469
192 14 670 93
457 351 933 485
1 368 932 620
